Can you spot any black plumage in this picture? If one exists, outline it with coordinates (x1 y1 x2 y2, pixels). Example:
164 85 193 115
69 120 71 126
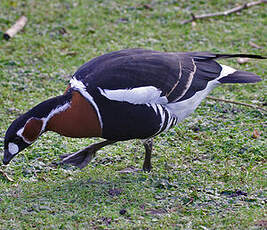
72 49 262 140
3 48 264 170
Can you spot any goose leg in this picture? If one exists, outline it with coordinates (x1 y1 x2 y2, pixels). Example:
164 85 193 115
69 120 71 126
143 138 153 172
60 140 116 169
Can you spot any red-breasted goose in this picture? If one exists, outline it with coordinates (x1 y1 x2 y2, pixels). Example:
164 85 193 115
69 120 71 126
3 49 265 171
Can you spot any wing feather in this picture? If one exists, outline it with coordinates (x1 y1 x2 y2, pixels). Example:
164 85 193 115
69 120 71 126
73 49 224 104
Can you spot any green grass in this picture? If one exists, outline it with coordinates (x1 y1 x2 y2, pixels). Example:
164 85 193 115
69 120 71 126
0 0 266 229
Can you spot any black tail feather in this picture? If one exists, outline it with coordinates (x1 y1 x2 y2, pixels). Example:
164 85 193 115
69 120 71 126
214 53 266 60
218 70 262 84
191 52 266 60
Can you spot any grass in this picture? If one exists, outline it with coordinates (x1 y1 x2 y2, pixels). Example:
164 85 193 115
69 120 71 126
0 0 266 229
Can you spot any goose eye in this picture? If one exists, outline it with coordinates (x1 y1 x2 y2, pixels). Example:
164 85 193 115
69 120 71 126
13 136 21 143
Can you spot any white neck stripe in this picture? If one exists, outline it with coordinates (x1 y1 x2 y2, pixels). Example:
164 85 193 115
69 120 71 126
16 102 71 143
41 102 71 132
70 77 103 129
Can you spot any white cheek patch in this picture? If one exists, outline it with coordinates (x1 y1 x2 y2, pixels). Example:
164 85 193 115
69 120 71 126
8 143 19 155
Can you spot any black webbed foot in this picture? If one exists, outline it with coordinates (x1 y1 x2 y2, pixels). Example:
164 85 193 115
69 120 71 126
60 140 116 169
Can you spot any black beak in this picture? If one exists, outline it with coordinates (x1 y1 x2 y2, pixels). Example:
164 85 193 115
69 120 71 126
3 149 14 165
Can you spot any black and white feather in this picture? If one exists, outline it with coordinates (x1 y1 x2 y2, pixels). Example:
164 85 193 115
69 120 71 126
69 49 263 141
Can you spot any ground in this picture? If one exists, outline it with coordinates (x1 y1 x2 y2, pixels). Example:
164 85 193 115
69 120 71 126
0 0 266 229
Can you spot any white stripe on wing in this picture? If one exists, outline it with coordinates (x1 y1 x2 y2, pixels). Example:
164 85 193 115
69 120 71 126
98 86 168 105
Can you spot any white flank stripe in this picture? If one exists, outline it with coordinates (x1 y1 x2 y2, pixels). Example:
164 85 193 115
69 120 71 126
157 105 166 133
166 79 218 122
164 110 174 132
98 86 168 105
70 77 103 129
147 103 159 114
217 64 236 81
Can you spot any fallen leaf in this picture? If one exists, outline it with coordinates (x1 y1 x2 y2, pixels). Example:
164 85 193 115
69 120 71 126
118 166 141 173
101 217 112 225
237 57 250 64
119 209 127 215
108 188 123 197
146 208 167 215
252 129 260 139
192 21 197 27
255 220 267 227
249 41 262 49
220 190 247 197
58 27 68 35
143 4 153 10
116 18 129 23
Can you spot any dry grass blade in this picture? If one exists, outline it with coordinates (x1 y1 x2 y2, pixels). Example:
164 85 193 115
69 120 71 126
206 96 267 112
181 0 267 24
0 169 14 182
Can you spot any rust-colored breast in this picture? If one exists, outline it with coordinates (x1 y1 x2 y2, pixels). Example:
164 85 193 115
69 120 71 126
46 91 102 138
